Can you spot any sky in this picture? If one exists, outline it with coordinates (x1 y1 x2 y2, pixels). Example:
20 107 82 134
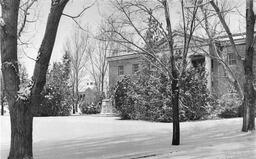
0 0 252 77
18 0 111 77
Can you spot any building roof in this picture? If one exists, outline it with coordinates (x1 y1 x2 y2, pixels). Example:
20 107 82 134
107 32 252 61
107 53 140 62
215 32 256 45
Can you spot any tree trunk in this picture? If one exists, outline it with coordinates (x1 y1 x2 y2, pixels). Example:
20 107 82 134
1 75 4 115
9 100 33 159
1 97 4 115
171 74 180 145
72 83 76 114
1 86 4 116
0 1 29 158
75 71 79 112
1 0 69 158
162 0 180 145
101 72 104 93
242 0 255 132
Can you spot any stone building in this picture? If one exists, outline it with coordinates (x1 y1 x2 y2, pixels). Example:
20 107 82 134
107 33 256 98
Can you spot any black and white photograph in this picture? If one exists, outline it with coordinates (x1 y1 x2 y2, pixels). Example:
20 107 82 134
0 0 256 158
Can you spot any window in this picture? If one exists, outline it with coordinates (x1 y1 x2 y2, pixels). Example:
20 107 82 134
228 53 237 65
118 66 124 75
191 55 205 68
132 64 139 74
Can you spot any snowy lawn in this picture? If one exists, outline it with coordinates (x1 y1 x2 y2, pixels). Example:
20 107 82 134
0 116 255 159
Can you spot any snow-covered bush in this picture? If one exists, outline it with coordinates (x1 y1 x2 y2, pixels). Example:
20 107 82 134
114 66 215 122
114 76 136 119
179 67 216 121
38 86 71 116
79 101 101 114
217 92 243 118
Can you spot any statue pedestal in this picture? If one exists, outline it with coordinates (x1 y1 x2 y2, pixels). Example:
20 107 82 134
100 99 115 115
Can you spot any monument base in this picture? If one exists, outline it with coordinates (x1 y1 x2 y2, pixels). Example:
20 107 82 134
100 98 115 115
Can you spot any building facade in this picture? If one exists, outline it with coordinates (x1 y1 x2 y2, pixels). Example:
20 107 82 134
108 53 141 89
107 34 256 98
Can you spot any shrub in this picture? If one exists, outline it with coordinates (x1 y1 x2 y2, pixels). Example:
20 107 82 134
217 93 242 118
79 101 100 114
114 75 172 121
78 88 104 115
114 76 135 119
179 67 215 121
36 59 72 117
113 66 216 122
38 86 72 116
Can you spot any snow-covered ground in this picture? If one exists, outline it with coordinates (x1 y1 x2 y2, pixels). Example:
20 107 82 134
0 116 255 159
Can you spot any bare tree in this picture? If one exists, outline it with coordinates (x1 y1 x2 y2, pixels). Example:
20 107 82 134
0 0 93 158
242 0 255 131
187 0 245 99
88 23 117 95
18 0 38 38
206 0 255 131
0 71 4 116
65 27 90 113
106 0 199 145
88 40 108 94
1 1 69 158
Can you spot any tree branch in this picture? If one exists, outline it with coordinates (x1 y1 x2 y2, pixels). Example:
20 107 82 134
18 0 37 37
62 0 96 18
62 0 96 31
210 0 243 61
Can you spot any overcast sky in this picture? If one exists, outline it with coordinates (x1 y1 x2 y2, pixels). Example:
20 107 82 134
17 0 110 76
0 0 252 77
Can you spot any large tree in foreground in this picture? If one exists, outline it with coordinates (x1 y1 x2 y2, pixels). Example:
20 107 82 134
0 71 4 116
242 0 255 131
0 0 93 158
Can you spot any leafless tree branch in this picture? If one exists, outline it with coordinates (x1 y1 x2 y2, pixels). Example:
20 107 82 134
62 0 96 31
18 0 37 37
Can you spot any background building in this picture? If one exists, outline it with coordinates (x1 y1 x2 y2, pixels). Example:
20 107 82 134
107 33 256 98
